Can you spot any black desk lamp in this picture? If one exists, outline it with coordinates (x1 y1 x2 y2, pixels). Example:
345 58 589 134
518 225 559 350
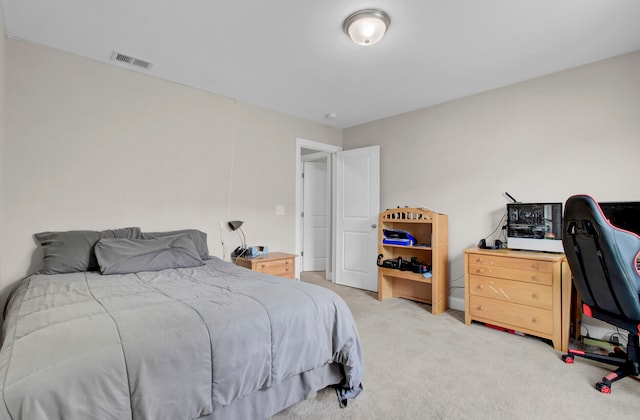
228 220 247 254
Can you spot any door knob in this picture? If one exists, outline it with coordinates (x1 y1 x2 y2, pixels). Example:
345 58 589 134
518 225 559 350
371 224 377 229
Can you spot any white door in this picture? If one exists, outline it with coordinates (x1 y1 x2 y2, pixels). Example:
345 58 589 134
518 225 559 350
302 158 329 271
334 146 380 291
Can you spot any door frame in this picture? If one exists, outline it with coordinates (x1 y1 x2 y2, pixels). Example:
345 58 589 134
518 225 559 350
295 138 342 281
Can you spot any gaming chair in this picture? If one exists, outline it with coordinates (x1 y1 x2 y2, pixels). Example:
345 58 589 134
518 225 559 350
561 194 640 393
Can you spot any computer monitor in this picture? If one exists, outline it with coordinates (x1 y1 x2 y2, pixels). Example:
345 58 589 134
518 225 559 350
599 201 640 236
506 202 564 253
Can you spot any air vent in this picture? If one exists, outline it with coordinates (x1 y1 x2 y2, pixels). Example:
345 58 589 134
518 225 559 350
110 51 153 69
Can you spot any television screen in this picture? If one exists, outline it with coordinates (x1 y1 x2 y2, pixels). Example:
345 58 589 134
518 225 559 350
506 203 563 253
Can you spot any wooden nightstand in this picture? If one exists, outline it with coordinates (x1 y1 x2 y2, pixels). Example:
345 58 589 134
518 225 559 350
234 252 296 279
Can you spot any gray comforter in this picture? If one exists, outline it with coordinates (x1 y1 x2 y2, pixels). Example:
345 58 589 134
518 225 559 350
0 258 363 419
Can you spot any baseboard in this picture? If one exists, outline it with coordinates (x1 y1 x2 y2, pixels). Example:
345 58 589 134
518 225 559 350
449 296 464 312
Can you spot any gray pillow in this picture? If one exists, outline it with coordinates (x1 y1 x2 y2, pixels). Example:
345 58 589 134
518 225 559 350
94 235 204 275
141 229 209 260
35 227 142 274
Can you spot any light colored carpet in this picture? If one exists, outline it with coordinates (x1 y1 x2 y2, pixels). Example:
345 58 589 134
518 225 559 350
271 272 640 419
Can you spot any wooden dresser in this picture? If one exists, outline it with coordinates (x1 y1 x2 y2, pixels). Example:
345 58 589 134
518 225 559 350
234 252 296 279
464 248 572 351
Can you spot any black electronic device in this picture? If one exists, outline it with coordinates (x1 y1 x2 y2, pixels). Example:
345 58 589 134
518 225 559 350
377 254 431 274
377 254 400 269
231 246 249 259
506 202 563 253
478 238 503 250
599 201 640 236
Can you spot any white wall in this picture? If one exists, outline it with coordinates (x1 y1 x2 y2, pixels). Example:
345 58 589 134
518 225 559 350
2 33 639 320
344 51 640 300
0 39 342 303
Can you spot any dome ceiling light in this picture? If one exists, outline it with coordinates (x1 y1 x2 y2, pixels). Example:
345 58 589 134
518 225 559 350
343 9 391 46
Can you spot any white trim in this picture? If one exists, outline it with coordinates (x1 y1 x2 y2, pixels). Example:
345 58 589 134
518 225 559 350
295 138 342 282
301 151 330 162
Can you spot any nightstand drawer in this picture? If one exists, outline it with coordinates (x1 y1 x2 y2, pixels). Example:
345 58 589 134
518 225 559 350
255 259 294 278
234 252 297 279
469 295 553 335
469 275 552 310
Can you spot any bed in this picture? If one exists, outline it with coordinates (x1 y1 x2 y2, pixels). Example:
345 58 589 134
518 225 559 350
0 228 363 419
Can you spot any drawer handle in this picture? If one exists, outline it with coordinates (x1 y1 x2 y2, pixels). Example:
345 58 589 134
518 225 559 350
531 275 538 281
476 305 484 311
475 268 484 274
531 293 539 300
531 263 539 269
261 264 266 268
531 317 538 323
476 284 484 290
284 261 290 265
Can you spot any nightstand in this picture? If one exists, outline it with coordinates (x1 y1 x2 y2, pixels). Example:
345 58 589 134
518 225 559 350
234 252 296 279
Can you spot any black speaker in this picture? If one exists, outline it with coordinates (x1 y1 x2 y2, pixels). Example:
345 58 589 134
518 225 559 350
478 239 503 250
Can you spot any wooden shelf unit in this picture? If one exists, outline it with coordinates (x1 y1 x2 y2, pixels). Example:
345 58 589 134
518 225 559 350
377 208 449 315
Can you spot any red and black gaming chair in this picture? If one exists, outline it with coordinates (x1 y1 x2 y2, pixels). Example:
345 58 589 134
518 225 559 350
561 194 640 393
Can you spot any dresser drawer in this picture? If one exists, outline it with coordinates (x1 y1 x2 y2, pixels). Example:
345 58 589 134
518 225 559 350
254 259 294 278
469 295 553 335
467 254 553 273
469 275 552 310
467 263 553 285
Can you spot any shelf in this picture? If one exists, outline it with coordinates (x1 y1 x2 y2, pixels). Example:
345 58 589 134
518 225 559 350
379 267 433 283
382 219 432 224
381 243 432 251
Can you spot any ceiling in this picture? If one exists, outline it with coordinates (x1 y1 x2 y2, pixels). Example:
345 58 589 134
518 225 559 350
3 1 640 129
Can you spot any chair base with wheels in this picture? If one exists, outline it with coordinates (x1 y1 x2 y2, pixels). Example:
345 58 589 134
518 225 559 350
562 327 640 393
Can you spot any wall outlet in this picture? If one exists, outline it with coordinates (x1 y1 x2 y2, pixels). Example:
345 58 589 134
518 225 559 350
276 205 285 216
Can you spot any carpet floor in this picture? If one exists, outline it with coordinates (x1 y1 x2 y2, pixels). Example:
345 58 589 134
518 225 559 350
271 271 640 419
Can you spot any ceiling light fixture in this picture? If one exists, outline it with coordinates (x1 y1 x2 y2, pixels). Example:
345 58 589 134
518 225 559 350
343 9 391 46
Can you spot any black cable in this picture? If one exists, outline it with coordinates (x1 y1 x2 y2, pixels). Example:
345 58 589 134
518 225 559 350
483 212 507 240
580 324 590 338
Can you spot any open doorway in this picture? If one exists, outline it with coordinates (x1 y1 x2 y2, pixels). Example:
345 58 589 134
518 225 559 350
302 152 330 272
295 138 341 281
295 139 380 291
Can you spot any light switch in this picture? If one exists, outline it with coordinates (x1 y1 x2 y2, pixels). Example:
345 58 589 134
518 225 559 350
276 205 286 216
